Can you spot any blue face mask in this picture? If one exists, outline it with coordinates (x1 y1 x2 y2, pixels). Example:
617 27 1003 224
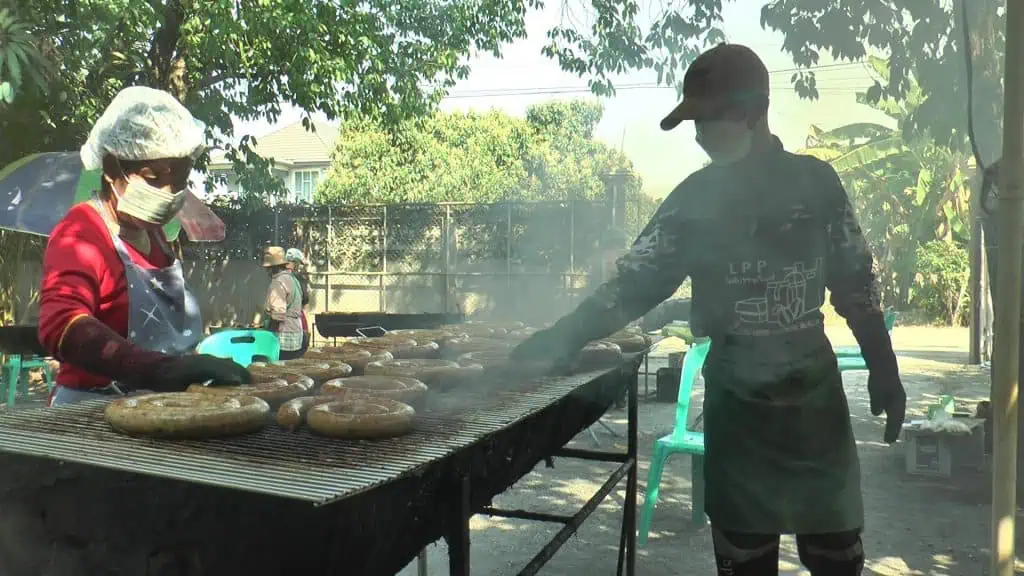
115 162 186 226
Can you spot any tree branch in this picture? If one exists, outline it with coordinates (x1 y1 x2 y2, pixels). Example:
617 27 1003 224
196 72 234 91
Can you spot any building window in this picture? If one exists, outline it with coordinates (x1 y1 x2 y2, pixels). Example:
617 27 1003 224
293 170 319 203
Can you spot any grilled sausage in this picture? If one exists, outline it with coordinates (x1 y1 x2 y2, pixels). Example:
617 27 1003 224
306 398 415 439
105 392 270 439
275 395 338 431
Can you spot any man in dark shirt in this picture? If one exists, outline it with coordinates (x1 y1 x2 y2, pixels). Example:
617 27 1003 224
511 44 906 576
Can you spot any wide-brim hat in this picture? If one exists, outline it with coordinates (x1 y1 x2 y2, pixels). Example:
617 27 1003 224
262 246 287 267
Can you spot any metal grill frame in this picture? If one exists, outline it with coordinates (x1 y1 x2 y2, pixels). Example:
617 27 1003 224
0 371 614 507
440 353 642 576
0 357 643 576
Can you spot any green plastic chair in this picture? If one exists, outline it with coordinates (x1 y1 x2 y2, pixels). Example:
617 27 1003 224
837 355 868 372
1 354 54 406
639 339 712 545
833 309 897 358
196 329 280 367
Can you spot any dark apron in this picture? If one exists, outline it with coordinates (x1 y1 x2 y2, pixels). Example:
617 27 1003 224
50 202 203 406
703 354 863 534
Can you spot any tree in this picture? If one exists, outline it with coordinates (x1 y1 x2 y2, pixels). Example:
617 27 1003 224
798 58 972 322
539 1 1001 163
0 6 52 106
1 0 546 197
319 99 644 205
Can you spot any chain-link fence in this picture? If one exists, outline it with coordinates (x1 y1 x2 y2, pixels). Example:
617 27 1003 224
184 200 618 323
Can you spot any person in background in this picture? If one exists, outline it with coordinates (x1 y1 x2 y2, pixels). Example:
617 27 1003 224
285 248 312 354
510 44 905 575
38 86 250 405
263 246 304 360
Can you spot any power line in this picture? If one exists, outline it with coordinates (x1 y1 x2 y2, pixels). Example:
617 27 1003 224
444 84 865 100
443 62 867 99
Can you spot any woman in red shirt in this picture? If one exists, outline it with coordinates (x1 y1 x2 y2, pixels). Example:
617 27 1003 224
38 86 249 405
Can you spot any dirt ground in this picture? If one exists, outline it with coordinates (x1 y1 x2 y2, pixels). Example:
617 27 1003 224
398 325 1001 576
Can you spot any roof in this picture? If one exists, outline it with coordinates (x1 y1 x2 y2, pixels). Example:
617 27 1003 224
208 120 339 169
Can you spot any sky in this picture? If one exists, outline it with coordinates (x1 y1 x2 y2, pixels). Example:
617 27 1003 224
229 0 895 199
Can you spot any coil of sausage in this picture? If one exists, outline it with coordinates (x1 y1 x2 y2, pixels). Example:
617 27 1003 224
456 350 511 368
365 358 482 390
388 329 458 346
255 359 353 386
308 348 389 375
443 321 521 338
578 341 624 369
604 332 650 353
105 392 270 439
456 350 558 382
402 340 441 359
321 375 428 404
187 373 311 405
442 337 515 358
246 365 316 391
306 398 415 439
275 395 338 431
345 336 418 358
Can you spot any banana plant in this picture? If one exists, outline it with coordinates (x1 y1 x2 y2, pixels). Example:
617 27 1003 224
797 58 973 308
0 7 51 105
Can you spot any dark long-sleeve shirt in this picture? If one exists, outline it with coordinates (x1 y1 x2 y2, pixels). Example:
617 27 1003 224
554 137 887 387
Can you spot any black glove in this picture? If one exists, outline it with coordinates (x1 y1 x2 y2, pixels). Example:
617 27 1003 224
850 313 906 443
868 363 906 444
148 354 252 392
509 326 580 376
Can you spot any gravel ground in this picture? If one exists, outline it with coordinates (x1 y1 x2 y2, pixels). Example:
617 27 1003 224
398 325 1002 576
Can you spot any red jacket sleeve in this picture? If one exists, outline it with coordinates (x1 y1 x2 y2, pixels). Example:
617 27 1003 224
38 212 109 357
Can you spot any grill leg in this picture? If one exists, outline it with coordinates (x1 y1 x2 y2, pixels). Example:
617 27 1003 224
418 549 429 576
446 474 471 576
616 365 639 576
597 420 620 437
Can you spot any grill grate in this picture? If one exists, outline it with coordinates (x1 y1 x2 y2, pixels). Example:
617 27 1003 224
0 369 615 506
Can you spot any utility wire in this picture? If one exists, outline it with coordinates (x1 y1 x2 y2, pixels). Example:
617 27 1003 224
443 62 869 99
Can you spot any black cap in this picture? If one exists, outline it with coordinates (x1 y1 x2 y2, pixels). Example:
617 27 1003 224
660 44 770 130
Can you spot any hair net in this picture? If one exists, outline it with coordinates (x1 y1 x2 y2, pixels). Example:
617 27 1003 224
285 248 306 264
80 86 207 170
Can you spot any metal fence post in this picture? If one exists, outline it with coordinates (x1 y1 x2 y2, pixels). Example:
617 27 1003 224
326 206 333 313
443 204 451 314
381 205 388 313
506 201 513 294
569 200 576 307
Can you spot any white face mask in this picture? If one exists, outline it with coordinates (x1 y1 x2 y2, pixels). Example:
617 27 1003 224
114 172 186 226
695 121 754 165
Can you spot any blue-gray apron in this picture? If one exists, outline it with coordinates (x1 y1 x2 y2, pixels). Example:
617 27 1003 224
50 202 202 406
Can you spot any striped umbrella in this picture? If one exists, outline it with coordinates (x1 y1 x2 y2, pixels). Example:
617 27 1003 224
0 152 225 242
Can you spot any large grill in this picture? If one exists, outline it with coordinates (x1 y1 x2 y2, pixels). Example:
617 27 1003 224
0 369 612 506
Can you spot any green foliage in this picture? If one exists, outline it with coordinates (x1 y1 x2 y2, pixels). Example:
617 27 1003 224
3 0 1001 202
0 6 52 105
913 240 970 326
759 0 1003 162
319 99 648 205
538 2 1002 170
798 59 972 321
0 0 543 196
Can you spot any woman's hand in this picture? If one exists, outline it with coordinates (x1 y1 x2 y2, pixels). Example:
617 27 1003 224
150 354 251 391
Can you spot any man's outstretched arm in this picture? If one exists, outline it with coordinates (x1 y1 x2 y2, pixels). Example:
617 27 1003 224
546 189 693 351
